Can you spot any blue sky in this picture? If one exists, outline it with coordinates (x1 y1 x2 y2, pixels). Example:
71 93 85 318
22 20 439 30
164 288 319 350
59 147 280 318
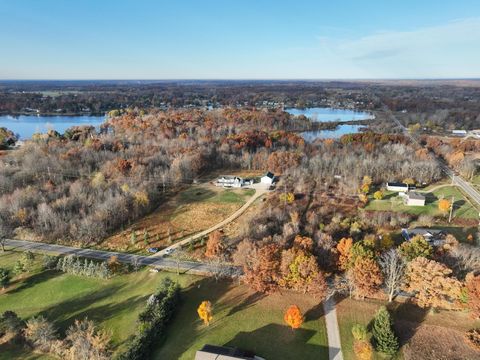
1 0 479 79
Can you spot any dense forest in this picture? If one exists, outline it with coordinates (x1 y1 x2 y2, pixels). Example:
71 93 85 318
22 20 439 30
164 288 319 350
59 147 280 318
0 108 443 245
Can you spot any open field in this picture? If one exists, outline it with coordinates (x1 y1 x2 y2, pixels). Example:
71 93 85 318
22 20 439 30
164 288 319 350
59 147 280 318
99 184 255 254
0 250 199 357
153 280 329 360
337 297 480 360
366 186 479 220
0 250 328 360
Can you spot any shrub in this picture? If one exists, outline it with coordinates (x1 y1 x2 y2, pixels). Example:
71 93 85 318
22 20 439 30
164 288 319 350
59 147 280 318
465 328 480 350
351 323 368 341
118 278 180 360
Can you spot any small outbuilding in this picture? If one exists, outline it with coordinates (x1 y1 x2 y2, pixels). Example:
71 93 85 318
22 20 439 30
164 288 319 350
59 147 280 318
260 171 275 185
404 192 426 206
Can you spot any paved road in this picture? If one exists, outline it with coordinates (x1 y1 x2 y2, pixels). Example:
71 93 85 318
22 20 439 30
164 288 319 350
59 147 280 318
153 184 269 257
323 297 344 360
388 107 480 209
3 239 238 276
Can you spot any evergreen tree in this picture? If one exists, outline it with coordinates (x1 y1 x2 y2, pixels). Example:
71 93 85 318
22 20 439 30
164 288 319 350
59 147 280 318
372 306 399 355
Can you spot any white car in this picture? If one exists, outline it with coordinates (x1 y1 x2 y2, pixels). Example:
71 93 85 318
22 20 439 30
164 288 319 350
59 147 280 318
164 248 175 255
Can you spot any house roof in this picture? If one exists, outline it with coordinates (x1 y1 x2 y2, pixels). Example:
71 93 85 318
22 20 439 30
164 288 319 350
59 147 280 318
407 192 425 200
386 182 409 187
195 345 255 360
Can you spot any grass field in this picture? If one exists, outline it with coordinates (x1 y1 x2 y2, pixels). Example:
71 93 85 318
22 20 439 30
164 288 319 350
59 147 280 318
365 186 478 219
0 251 328 360
153 279 329 360
336 297 480 360
99 184 255 254
0 251 199 357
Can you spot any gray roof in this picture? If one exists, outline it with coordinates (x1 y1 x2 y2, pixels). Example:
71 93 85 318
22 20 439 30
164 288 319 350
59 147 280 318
407 192 425 200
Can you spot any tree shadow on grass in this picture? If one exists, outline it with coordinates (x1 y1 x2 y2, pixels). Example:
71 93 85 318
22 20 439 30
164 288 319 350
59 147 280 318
151 277 232 360
224 323 330 360
227 291 266 317
7 270 60 295
37 282 129 333
388 301 429 346
304 301 325 322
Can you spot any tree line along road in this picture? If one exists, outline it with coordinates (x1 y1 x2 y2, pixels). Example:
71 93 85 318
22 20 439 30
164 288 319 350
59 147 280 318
3 239 238 276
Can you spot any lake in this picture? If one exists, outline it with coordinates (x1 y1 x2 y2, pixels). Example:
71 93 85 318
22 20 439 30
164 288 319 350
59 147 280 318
285 107 372 140
0 115 107 139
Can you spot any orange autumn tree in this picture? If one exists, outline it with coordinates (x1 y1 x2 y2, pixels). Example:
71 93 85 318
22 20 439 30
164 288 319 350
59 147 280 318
205 231 224 258
403 257 462 309
438 198 451 214
337 237 353 270
352 257 384 300
284 305 304 330
197 300 213 325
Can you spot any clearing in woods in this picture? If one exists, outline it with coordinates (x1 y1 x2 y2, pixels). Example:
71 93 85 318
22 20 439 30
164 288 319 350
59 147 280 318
99 183 255 254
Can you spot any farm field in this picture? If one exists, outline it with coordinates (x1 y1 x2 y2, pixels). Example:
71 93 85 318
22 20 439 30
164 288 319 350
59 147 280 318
336 297 480 360
365 186 478 220
99 183 255 254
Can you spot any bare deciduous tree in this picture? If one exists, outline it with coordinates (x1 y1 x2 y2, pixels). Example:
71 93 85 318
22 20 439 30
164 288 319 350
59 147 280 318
379 249 406 302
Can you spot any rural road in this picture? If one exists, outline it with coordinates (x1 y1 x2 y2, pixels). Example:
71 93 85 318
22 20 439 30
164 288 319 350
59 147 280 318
3 238 238 276
323 297 344 360
153 184 269 257
388 107 480 209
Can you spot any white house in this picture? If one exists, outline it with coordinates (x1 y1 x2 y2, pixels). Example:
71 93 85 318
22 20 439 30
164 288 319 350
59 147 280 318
216 175 244 188
452 129 467 136
404 192 425 206
386 182 411 192
260 172 275 185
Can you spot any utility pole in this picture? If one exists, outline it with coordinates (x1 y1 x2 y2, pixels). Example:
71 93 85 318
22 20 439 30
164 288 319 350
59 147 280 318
448 196 455 223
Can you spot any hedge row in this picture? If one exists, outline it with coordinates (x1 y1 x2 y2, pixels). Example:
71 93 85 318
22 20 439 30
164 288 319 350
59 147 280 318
118 278 180 360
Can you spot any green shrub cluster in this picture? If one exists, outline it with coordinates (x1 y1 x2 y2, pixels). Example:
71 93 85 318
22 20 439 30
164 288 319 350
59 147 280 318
118 278 180 360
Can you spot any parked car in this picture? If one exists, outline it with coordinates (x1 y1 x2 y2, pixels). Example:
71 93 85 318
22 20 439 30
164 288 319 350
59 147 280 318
147 247 159 253
164 248 175 255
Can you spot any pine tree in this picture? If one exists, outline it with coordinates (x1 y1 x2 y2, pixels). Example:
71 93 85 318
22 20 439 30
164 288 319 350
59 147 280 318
372 306 399 355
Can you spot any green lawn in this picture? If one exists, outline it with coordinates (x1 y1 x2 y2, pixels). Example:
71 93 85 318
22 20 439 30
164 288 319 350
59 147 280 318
178 186 254 205
153 279 329 360
336 298 403 360
1 251 328 360
0 251 199 356
365 186 478 219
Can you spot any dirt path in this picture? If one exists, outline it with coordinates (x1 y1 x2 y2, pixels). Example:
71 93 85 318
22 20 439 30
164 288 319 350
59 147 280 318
153 184 269 257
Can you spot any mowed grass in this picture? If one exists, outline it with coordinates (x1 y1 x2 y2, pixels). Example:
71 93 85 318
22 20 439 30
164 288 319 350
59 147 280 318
365 186 478 219
337 297 480 360
153 279 329 360
0 251 199 356
336 298 403 360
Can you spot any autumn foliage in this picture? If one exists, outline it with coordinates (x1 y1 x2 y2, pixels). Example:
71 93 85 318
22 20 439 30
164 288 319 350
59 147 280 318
404 257 463 309
205 231 224 258
284 305 304 330
197 301 213 326
352 258 383 300
337 237 353 271
438 198 451 213
466 272 480 319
